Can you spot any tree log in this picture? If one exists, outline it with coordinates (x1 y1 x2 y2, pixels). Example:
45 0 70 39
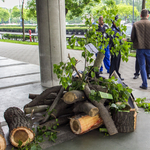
112 109 137 133
70 114 103 135
28 93 58 100
0 122 6 150
24 85 62 108
84 84 118 135
24 105 49 114
40 86 65 124
50 100 71 118
73 101 99 117
63 90 86 104
39 115 71 132
4 107 35 147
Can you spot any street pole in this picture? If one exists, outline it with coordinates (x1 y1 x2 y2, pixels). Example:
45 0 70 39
22 0 25 41
133 0 134 25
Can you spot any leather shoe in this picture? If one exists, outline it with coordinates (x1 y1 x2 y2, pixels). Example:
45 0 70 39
120 78 124 81
133 75 139 79
147 74 150 79
139 85 147 90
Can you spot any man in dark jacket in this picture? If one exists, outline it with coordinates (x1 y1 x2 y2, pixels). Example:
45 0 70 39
131 9 150 89
96 16 110 74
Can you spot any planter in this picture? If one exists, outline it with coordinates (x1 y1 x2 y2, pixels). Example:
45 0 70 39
112 109 137 133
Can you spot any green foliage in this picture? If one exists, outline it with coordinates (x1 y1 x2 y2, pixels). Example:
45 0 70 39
135 97 150 112
53 59 75 89
0 7 10 23
26 0 37 21
89 89 113 102
11 6 20 18
110 102 130 112
100 77 132 103
65 0 100 18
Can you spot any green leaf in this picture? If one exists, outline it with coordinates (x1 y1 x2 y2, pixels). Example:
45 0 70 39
31 144 38 150
91 71 95 78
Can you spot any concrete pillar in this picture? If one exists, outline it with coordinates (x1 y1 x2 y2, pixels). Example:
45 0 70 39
36 0 67 87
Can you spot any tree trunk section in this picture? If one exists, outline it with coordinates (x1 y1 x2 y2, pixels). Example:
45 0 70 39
84 84 118 135
63 90 86 104
112 109 137 133
0 123 6 150
93 51 105 69
70 114 103 135
24 85 62 108
24 105 49 114
4 107 35 147
73 101 99 117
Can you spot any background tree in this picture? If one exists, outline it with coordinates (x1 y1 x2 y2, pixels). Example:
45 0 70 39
117 4 139 22
25 0 101 21
11 6 20 23
0 7 9 23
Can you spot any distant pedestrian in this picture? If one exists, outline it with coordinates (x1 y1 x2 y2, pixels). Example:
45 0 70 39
109 15 125 80
131 9 150 89
96 16 110 74
133 52 150 79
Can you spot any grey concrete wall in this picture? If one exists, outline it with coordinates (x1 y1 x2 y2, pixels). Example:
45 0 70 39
36 0 67 87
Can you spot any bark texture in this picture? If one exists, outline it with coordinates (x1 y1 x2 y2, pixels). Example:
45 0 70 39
73 101 99 117
4 107 35 147
112 109 137 133
84 84 118 135
39 115 71 132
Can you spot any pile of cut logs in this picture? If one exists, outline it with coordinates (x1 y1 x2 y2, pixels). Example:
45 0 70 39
0 81 137 149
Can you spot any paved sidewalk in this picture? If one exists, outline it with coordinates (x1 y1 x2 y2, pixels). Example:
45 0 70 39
0 42 150 150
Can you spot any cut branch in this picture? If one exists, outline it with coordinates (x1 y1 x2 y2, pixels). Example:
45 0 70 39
40 86 65 124
24 85 62 108
24 105 49 114
93 51 105 69
84 84 118 135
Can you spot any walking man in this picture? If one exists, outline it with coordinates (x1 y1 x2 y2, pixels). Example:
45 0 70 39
131 9 150 89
